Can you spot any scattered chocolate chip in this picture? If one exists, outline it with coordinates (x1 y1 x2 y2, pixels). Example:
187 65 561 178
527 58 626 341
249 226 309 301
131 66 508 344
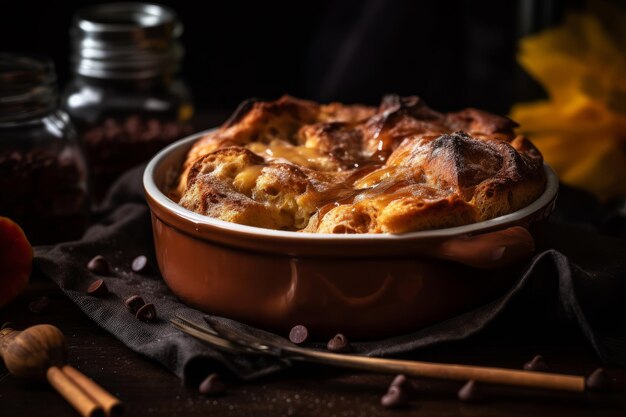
523 355 549 372
458 380 484 403
289 325 309 345
391 374 408 388
131 255 151 274
136 303 157 322
124 295 145 314
28 296 50 314
586 368 611 392
87 255 109 275
327 333 351 353
199 373 225 395
389 374 418 394
380 385 408 409
87 279 109 297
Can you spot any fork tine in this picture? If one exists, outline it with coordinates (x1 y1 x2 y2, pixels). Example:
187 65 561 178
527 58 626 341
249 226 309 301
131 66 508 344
175 315 264 354
175 314 219 335
204 317 285 354
170 317 255 355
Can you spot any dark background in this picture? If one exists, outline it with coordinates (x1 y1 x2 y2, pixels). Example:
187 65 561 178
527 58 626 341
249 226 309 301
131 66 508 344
0 0 582 114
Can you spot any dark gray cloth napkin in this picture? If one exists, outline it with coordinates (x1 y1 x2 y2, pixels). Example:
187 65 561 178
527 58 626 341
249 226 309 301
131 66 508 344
34 166 626 384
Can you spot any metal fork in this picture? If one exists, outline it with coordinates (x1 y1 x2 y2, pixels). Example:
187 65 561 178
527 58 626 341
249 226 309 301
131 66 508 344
170 316 257 355
170 314 586 392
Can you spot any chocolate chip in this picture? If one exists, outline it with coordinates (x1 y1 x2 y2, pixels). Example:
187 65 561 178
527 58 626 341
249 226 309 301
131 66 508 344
87 255 109 275
380 385 408 409
391 374 408 388
458 380 484 403
87 279 109 297
327 333 351 353
586 368 611 392
289 325 309 344
131 255 151 274
199 373 225 396
388 374 416 396
523 355 549 372
124 295 145 314
136 303 157 322
28 296 50 314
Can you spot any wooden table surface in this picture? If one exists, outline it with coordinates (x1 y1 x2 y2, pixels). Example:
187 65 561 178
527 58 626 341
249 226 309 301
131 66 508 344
1 277 624 417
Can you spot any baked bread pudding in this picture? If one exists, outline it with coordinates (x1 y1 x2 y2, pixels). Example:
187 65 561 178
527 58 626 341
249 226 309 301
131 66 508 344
171 95 545 234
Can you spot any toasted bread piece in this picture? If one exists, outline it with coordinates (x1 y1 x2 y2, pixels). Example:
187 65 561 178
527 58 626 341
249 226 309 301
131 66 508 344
174 95 545 234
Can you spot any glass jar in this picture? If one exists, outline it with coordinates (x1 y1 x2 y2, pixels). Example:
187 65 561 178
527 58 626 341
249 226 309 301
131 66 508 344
0 54 90 245
62 3 194 201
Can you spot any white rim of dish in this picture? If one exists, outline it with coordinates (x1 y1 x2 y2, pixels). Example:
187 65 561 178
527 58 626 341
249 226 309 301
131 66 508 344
144 129 559 241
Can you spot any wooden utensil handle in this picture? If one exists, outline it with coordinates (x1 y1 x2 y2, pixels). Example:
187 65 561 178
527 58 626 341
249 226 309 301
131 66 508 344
47 366 105 417
289 349 585 392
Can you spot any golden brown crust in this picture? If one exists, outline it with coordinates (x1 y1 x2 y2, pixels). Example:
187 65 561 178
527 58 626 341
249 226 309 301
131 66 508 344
173 95 545 234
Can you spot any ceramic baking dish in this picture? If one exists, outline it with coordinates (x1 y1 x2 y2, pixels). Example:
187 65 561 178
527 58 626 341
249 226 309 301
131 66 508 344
144 130 559 339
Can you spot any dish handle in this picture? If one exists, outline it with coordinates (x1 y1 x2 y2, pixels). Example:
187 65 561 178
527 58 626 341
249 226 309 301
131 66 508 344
427 226 535 269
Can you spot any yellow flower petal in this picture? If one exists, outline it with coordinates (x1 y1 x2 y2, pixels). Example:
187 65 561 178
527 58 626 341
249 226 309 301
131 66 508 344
511 7 626 200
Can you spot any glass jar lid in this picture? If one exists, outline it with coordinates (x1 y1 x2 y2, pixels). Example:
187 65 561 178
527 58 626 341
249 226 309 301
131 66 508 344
71 3 184 79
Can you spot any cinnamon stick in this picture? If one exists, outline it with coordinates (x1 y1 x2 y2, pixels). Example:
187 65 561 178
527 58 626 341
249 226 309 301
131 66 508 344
62 365 124 417
47 366 104 417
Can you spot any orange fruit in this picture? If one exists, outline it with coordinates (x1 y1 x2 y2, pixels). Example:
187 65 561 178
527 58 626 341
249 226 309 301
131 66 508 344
0 216 32 308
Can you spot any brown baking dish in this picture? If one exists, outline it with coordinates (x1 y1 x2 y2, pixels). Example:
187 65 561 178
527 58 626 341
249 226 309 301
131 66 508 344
144 130 559 339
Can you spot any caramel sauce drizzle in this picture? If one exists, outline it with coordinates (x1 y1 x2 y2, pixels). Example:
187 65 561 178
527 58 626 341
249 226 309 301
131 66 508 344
241 139 428 221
